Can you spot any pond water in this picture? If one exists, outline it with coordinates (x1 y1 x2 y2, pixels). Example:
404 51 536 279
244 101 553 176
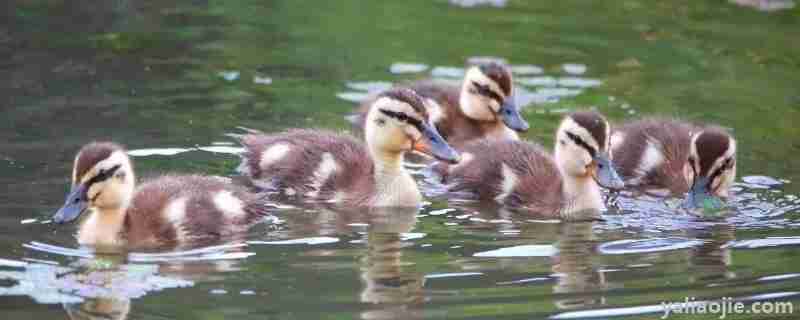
2 1 800 319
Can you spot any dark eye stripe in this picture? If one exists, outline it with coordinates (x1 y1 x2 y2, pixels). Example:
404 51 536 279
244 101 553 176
84 164 121 188
378 109 425 132
470 81 504 104
708 158 733 184
565 131 596 158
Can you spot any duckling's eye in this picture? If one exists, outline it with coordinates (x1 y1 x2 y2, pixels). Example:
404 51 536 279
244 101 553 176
115 171 126 179
597 162 605 169
560 139 566 146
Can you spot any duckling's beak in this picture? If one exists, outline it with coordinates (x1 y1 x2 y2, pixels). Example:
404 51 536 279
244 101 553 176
683 177 725 210
499 100 529 132
592 154 625 190
414 123 461 164
53 184 89 224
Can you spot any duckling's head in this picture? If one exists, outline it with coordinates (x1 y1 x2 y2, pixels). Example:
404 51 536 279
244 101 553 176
53 142 135 224
683 128 737 209
554 111 624 189
365 88 460 164
459 63 529 132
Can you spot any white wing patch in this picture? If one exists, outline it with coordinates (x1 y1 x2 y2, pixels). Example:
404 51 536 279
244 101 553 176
259 144 291 170
164 196 189 238
628 138 664 185
638 138 664 174
306 152 339 198
495 164 518 203
213 190 246 219
610 131 625 151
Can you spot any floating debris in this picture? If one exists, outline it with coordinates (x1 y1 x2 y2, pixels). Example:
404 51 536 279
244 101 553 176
730 0 796 11
497 277 549 285
535 87 583 98
516 76 557 87
128 148 189 157
389 62 428 74
741 175 784 187
725 236 800 249
557 77 603 88
218 70 240 82
345 81 393 93
253 75 272 85
473 244 557 257
401 233 427 241
249 237 339 245
598 238 704 255
336 92 371 103
347 223 369 227
510 64 544 75
617 58 643 68
425 272 484 279
562 63 587 75
467 56 508 66
430 66 465 78
757 273 800 282
0 258 28 268
429 208 457 216
196 146 243 154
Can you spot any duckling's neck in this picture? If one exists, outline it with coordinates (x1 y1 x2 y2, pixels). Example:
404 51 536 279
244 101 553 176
77 207 127 247
370 150 421 207
560 174 605 218
479 121 519 140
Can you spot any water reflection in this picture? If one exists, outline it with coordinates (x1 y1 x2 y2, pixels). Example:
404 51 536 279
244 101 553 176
359 208 424 320
687 223 736 283
552 222 607 310
64 297 130 320
0 242 255 319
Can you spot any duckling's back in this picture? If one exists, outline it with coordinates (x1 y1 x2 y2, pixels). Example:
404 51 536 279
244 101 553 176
611 118 696 195
124 175 268 248
432 139 563 215
236 129 375 204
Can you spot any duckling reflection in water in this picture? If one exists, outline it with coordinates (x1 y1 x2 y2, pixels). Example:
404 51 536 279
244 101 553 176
52 142 272 249
687 223 736 282
611 119 737 211
431 111 624 220
59 251 248 320
64 298 130 320
352 62 529 149
233 88 460 208
552 220 608 310
358 207 424 320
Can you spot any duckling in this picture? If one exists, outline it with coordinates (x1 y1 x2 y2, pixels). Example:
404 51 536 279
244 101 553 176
610 118 737 209
52 142 270 249
235 88 460 207
352 62 529 149
431 111 624 219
